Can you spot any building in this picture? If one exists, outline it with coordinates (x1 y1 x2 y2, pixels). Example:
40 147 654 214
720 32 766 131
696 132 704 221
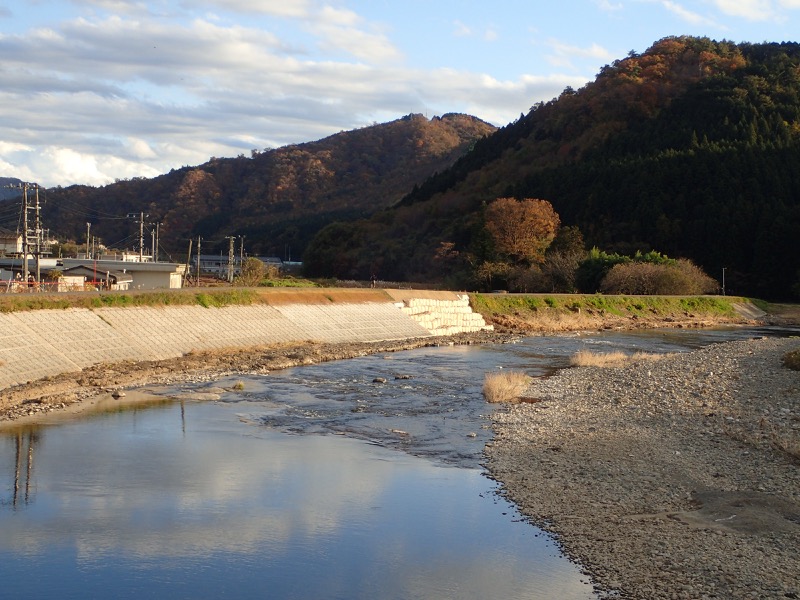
59 265 133 291
59 258 185 290
0 228 22 256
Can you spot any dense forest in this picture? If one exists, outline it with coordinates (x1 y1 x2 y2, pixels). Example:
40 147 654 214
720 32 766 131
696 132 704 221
304 37 800 300
11 113 494 260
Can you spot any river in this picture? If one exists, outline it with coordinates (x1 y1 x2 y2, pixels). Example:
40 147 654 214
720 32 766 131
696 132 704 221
0 326 786 599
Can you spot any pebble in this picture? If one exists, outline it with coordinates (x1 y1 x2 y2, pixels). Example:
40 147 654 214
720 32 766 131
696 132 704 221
486 336 800 600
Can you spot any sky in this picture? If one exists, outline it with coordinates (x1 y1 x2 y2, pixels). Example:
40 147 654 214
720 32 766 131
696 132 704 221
1 0 799 188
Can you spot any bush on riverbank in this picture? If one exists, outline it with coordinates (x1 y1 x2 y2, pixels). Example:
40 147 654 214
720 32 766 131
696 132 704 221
599 259 718 295
569 350 665 368
783 349 800 371
483 370 530 403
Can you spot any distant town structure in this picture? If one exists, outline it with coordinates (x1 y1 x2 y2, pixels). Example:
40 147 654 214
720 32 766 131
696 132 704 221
60 258 185 290
0 228 23 255
0 256 185 292
192 254 284 279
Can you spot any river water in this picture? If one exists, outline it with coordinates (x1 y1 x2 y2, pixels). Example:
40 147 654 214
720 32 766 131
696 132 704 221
0 326 789 599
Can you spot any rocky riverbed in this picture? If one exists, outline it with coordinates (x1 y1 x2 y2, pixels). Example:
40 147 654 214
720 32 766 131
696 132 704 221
485 336 800 600
0 331 507 424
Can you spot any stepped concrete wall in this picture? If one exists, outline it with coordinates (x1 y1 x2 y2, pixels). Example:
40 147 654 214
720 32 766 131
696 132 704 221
390 293 491 336
0 292 490 391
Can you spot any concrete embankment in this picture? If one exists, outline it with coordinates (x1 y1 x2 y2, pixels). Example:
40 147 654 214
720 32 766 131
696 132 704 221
0 289 490 392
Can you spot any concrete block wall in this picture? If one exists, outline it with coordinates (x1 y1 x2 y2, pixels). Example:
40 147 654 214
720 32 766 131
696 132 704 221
395 294 492 336
0 293 490 392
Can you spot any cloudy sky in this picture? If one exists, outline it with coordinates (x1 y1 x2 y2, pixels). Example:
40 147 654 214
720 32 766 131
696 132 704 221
1 0 799 187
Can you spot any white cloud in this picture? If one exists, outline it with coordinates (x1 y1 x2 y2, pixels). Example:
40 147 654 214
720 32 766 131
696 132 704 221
544 39 613 70
188 0 314 18
594 0 624 10
311 18 401 63
661 0 724 26
452 20 472 37
709 0 775 20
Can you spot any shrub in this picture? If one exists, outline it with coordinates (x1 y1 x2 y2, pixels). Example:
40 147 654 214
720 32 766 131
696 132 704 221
600 259 717 295
575 248 629 293
783 349 800 371
570 350 664 367
482 370 530 403
235 257 266 286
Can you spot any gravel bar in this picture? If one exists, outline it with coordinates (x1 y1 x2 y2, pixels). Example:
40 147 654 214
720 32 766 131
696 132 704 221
485 336 800 600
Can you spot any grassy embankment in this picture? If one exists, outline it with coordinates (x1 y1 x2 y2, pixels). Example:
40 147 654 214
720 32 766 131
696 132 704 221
468 293 750 332
0 287 393 313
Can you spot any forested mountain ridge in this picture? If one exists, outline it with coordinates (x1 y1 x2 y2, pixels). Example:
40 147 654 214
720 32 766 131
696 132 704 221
30 113 495 259
305 37 800 299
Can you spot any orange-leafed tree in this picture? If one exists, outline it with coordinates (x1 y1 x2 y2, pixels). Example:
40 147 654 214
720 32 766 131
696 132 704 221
484 197 560 265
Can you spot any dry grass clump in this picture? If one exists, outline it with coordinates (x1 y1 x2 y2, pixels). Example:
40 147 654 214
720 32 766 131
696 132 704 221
782 349 800 371
770 432 800 459
570 349 665 368
483 370 531 403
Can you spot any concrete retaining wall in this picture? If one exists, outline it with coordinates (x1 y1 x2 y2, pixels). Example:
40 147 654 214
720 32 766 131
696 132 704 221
0 292 490 391
393 294 491 336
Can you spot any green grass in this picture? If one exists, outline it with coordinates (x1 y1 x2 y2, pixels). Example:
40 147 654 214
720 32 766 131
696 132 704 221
0 289 266 313
259 277 319 288
469 294 546 314
469 293 739 320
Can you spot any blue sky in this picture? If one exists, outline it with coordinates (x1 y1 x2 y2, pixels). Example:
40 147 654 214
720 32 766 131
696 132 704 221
1 0 799 187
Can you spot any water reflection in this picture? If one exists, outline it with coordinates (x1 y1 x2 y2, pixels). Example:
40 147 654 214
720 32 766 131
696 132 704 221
0 402 595 599
1 429 39 508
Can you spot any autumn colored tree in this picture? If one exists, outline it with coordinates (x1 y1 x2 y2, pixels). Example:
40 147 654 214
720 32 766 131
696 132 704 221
484 197 560 266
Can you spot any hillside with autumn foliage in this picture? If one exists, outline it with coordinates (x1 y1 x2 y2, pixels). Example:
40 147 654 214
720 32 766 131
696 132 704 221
34 113 494 260
304 37 800 299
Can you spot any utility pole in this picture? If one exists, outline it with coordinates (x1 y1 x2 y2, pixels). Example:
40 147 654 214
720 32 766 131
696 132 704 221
195 236 201 287
86 222 91 259
139 212 145 262
127 212 149 261
239 236 245 262
34 185 41 284
185 239 193 287
4 181 46 287
226 236 235 283
22 185 28 284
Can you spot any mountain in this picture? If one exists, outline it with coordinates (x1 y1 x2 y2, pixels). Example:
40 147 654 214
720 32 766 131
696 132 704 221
0 178 24 202
303 37 800 299
35 113 495 259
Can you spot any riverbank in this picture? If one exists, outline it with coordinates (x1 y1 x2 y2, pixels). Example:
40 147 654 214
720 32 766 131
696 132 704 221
0 330 506 426
485 336 800 600
1 290 766 420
